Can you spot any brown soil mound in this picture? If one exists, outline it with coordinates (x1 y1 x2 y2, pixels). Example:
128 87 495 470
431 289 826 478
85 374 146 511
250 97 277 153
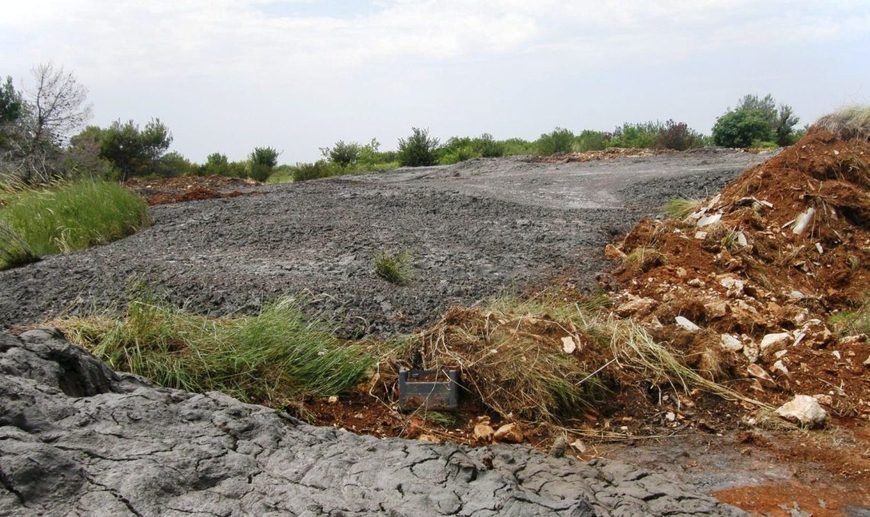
125 175 257 205
606 130 869 416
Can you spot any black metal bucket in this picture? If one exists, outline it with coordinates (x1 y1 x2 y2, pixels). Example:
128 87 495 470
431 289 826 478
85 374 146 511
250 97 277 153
398 369 460 412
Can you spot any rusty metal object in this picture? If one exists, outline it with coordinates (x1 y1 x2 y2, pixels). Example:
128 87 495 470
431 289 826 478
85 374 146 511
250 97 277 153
398 369 460 412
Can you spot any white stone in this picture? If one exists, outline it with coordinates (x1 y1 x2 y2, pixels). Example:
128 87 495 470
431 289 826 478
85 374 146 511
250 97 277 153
775 395 828 428
743 342 759 363
697 213 722 227
720 334 743 352
760 332 790 351
735 231 748 247
747 363 774 384
772 360 789 376
719 277 745 292
561 336 577 354
694 231 708 240
675 316 700 332
665 411 676 422
788 290 806 300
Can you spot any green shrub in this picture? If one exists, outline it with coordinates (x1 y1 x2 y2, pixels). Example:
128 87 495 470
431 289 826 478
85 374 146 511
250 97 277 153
655 120 703 150
439 145 481 165
324 140 360 167
573 130 609 152
79 119 172 180
248 146 280 181
712 94 800 147
398 128 439 167
535 128 574 155
199 153 247 177
501 138 536 155
374 250 413 285
608 122 661 149
712 110 771 148
58 296 374 403
477 133 505 157
291 160 340 182
0 179 150 257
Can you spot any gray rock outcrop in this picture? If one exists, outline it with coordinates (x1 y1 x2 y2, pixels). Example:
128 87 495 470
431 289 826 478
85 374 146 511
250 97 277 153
0 329 743 516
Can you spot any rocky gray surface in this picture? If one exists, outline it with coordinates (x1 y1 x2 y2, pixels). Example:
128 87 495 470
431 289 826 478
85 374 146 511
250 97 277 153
0 151 765 337
0 329 744 516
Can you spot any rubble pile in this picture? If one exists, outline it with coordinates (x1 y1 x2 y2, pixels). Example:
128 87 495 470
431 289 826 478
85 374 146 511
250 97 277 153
125 175 256 205
606 129 869 420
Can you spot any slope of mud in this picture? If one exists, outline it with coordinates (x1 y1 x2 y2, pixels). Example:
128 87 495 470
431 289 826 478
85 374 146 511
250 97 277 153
0 152 765 337
0 329 743 516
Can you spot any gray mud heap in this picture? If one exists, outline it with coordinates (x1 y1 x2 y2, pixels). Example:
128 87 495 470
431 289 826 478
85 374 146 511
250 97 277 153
0 151 765 337
0 329 743 516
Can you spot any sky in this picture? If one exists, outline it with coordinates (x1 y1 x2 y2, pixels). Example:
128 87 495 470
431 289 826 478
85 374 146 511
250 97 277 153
2 0 869 163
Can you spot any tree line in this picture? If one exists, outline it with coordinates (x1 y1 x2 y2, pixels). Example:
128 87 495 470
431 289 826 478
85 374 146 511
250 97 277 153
1 63 803 185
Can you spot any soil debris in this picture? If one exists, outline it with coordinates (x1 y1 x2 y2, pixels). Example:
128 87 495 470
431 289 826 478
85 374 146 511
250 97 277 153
603 129 869 419
125 175 258 205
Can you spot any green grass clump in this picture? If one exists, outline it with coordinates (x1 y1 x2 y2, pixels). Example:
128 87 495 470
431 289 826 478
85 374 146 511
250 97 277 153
828 302 869 337
0 221 37 269
0 179 150 259
663 197 702 219
374 250 413 285
57 296 374 404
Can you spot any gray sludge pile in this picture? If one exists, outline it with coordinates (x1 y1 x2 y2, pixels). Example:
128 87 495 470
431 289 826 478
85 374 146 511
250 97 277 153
0 329 743 516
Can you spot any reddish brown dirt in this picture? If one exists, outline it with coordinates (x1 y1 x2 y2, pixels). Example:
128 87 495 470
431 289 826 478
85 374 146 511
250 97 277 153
714 482 862 517
125 175 258 205
604 130 869 415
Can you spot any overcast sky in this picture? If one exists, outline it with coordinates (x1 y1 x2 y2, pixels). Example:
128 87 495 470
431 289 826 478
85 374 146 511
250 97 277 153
2 0 869 162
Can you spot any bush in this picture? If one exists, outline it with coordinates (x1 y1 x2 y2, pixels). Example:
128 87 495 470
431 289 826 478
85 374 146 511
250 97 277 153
154 152 197 177
439 145 480 165
535 128 574 155
324 140 360 167
248 146 280 181
57 295 374 403
292 160 340 182
0 179 150 258
712 110 771 148
84 119 173 180
655 120 703 150
501 138 536 155
477 133 505 158
712 94 800 148
608 122 661 149
574 130 609 152
398 128 439 167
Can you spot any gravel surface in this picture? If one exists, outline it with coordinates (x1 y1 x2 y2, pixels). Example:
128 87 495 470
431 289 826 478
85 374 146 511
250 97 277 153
0 329 744 516
0 151 766 336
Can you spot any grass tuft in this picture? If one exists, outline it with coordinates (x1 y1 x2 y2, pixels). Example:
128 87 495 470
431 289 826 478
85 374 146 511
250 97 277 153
0 221 37 270
828 301 869 337
0 179 150 258
374 250 413 285
56 295 374 405
813 105 870 141
623 246 667 272
663 197 702 219
404 296 767 423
